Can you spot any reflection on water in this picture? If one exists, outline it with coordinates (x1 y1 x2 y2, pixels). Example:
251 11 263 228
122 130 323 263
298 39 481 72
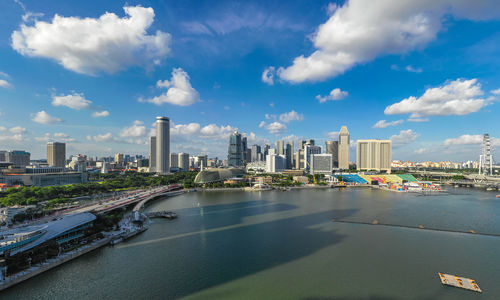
3 187 499 300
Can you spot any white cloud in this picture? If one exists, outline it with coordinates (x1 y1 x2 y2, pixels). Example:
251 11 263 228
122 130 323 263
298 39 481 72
244 132 270 145
35 132 74 142
414 148 428 154
326 131 339 139
279 110 304 123
87 132 114 143
443 134 483 146
0 134 23 142
405 65 422 73
31 110 63 124
199 124 236 139
385 79 489 118
373 119 404 128
491 88 500 95
276 0 500 83
262 66 275 85
269 102 275 107
91 110 109 118
11 6 171 75
52 92 92 110
0 79 13 89
407 117 429 122
170 123 201 136
262 121 287 135
390 129 419 147
0 126 6 131
142 68 200 106
259 121 266 128
265 114 276 120
9 126 26 134
120 120 147 138
316 88 348 102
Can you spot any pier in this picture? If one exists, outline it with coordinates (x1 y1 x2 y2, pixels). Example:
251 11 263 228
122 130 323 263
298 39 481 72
145 211 177 219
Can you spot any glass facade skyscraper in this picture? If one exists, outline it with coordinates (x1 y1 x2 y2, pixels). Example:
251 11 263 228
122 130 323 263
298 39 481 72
228 131 243 167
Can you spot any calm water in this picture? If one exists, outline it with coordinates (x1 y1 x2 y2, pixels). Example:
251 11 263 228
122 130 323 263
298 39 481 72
2 187 500 299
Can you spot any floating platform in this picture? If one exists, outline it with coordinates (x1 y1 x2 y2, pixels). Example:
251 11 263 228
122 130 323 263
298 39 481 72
438 273 481 293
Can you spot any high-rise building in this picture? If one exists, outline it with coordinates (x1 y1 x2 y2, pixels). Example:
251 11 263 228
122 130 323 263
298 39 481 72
276 140 285 155
301 139 315 149
263 144 270 160
156 116 170 174
178 153 189 171
170 153 179 170
356 139 392 173
241 137 249 164
47 142 66 168
149 136 157 172
265 153 286 173
0 150 7 162
114 153 124 164
304 145 321 172
251 145 261 162
311 154 333 174
228 131 243 167
338 126 350 170
285 141 294 169
479 133 493 175
7 150 30 168
325 141 339 168
197 155 208 170
295 149 304 169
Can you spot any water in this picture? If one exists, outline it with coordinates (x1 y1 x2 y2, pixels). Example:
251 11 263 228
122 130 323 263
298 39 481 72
2 187 499 299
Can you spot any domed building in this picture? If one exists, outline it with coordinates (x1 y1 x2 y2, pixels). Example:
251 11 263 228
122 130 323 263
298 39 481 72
194 168 245 184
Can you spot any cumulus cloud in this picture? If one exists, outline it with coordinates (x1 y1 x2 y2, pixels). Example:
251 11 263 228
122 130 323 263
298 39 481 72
491 88 500 95
316 88 348 102
87 132 115 143
385 79 490 118
443 134 500 147
407 117 429 122
52 92 91 110
31 110 62 124
373 119 404 128
11 6 171 75
326 131 339 139
414 148 428 154
0 79 13 89
262 121 287 135
120 120 147 138
390 129 419 147
262 67 275 85
91 110 109 118
0 134 23 142
279 110 304 123
0 126 26 143
276 0 500 83
9 126 26 134
405 65 422 73
141 68 200 106
35 132 75 142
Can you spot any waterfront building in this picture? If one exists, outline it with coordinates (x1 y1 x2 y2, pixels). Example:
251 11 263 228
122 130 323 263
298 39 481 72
251 145 261 162
311 154 333 175
149 136 157 172
156 117 170 174
194 168 245 184
228 131 243 167
246 161 266 173
325 141 339 168
304 145 321 172
356 139 392 173
338 126 350 170
0 171 87 187
47 142 66 168
265 154 286 173
178 153 189 171
6 150 30 168
286 141 294 169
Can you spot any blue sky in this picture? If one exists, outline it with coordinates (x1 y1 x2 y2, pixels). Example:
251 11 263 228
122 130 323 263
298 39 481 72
0 0 499 161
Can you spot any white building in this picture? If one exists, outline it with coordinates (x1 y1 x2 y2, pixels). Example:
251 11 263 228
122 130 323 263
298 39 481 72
311 154 333 174
356 139 392 173
304 145 321 171
178 153 189 171
266 154 286 173
156 117 170 174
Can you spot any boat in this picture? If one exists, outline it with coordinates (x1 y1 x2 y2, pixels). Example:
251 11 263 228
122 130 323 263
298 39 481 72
496 195 500 198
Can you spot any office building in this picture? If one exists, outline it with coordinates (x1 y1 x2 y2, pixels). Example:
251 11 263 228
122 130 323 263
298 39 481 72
311 154 333 174
6 150 30 168
266 154 286 173
0 151 7 162
356 139 392 173
295 149 304 169
170 153 179 170
325 141 339 168
304 145 322 172
338 126 350 169
149 136 156 172
114 153 124 164
178 153 189 171
228 131 243 167
285 141 294 169
276 140 285 155
479 134 493 175
251 145 261 162
301 139 315 149
156 116 170 174
263 144 270 160
241 137 249 164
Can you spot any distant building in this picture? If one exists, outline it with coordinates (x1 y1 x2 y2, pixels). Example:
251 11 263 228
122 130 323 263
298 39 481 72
266 154 286 173
295 148 305 170
156 116 170 174
338 126 350 169
47 142 66 168
263 144 270 160
356 139 392 173
242 137 249 164
178 153 189 171
325 141 339 168
228 131 243 167
301 139 315 149
114 153 124 164
170 153 179 170
6 150 30 168
311 154 333 175
0 151 7 162
285 141 294 169
276 140 285 155
304 145 321 172
149 136 157 172
251 145 261 162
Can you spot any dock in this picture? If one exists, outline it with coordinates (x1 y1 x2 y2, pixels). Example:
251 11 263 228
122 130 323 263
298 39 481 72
438 273 482 293
146 211 178 219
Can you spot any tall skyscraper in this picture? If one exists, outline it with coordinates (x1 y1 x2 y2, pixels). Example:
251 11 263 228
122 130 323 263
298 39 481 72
263 144 270 160
149 136 156 172
479 133 493 175
156 116 170 174
251 144 261 162
325 141 339 168
285 141 294 169
114 153 124 164
170 153 179 170
301 139 315 149
228 131 243 167
276 140 285 155
304 144 321 171
178 153 189 171
47 142 66 168
338 126 350 170
242 137 249 164
356 140 392 173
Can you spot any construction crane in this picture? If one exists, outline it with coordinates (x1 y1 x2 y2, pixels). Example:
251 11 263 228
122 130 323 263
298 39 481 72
305 160 317 185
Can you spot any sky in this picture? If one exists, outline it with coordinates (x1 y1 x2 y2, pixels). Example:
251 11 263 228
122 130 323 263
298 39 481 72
0 0 499 162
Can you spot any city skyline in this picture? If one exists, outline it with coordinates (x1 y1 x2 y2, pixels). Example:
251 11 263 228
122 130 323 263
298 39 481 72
0 0 499 161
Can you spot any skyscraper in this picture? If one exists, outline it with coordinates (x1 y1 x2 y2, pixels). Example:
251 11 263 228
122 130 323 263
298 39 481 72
276 140 285 155
47 142 66 168
479 134 493 175
251 144 261 162
325 141 339 168
285 141 294 169
178 153 189 171
304 144 321 172
242 136 249 164
338 126 350 170
156 116 170 174
149 136 156 172
356 140 392 173
301 139 315 149
114 153 124 164
228 131 243 167
170 153 179 170
263 144 270 160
